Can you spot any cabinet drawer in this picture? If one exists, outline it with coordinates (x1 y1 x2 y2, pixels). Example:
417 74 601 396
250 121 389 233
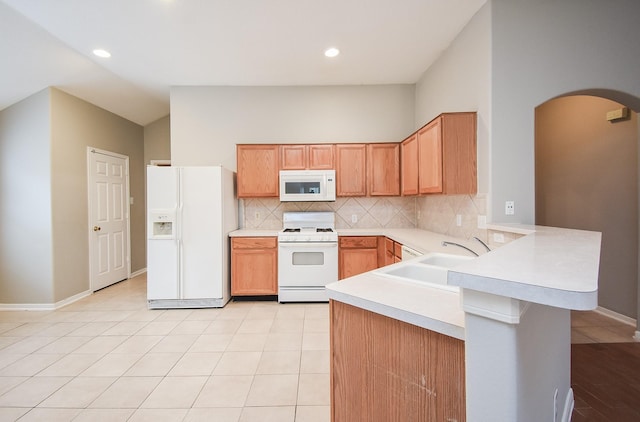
340 236 378 249
232 237 277 249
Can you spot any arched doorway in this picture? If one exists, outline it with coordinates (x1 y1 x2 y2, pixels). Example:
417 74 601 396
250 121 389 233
535 93 640 332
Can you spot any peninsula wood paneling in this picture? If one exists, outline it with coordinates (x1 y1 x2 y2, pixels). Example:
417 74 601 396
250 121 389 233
330 300 465 422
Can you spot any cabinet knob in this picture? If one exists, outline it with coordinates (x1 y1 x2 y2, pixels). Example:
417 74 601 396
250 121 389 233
93 226 101 232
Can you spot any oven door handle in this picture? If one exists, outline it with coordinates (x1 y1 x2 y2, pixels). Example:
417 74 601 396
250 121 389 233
278 242 338 249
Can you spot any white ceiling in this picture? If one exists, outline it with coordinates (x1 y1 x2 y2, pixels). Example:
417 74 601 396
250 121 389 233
0 0 486 126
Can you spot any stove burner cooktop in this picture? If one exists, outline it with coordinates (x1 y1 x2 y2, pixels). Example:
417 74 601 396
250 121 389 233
282 228 333 233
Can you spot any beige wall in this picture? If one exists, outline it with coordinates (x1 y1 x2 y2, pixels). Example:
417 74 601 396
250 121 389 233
170 85 416 169
415 3 490 197
0 89 55 304
536 95 639 318
414 3 490 241
144 115 171 165
50 89 145 302
0 88 145 306
491 0 640 225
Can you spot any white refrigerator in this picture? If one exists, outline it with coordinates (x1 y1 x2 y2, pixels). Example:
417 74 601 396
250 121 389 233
146 166 237 309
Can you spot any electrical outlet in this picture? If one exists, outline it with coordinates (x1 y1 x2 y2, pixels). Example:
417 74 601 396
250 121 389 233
493 232 505 243
255 212 260 220
505 201 515 215
456 214 462 227
351 214 358 223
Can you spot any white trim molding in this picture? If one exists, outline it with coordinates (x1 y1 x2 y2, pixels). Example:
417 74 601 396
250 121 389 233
0 289 91 311
130 268 147 278
594 306 637 327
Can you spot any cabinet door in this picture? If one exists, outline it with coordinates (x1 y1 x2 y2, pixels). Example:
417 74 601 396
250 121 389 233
367 143 400 196
418 118 443 194
339 248 379 279
280 145 307 170
336 144 367 196
441 113 477 195
401 134 419 196
231 238 277 295
384 237 395 266
237 145 279 197
308 144 335 170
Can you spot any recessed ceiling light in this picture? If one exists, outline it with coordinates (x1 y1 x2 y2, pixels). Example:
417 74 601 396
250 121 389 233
324 47 340 58
92 49 111 58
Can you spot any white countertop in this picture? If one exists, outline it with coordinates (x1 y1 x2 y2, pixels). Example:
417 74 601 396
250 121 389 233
229 227 485 257
448 225 601 310
231 224 602 335
327 270 465 340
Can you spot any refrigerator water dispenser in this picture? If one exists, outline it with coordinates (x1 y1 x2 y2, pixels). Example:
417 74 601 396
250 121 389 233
149 210 176 239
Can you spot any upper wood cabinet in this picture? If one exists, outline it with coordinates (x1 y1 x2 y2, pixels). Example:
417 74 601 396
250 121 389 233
280 144 335 170
367 143 400 196
280 145 307 170
417 112 477 195
308 144 335 169
237 144 280 198
336 144 367 197
418 119 443 194
401 134 419 196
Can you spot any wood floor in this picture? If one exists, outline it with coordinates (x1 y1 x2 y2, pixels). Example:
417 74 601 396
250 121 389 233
572 341 640 421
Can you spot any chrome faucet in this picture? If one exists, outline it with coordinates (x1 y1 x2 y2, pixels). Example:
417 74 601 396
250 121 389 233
473 236 491 252
441 241 479 257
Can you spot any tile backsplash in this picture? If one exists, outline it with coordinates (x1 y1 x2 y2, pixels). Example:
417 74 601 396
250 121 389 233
241 194 488 242
241 197 417 230
416 194 488 242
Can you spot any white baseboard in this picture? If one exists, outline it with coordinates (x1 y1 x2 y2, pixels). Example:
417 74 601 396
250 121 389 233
594 306 637 327
0 271 147 312
0 289 91 311
130 268 147 278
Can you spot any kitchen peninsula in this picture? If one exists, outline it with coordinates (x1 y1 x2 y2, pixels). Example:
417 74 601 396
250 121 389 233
326 224 601 422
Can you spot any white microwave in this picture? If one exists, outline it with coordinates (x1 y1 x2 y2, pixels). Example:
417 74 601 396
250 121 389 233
279 170 336 202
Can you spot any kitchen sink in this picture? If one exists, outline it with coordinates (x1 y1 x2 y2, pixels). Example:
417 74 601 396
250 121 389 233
374 252 475 291
416 253 474 267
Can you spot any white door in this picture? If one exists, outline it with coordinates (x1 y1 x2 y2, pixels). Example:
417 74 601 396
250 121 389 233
88 148 130 291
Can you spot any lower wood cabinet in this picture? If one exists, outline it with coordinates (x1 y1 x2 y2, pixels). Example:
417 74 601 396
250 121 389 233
330 301 466 421
231 237 277 296
384 237 402 265
338 236 382 279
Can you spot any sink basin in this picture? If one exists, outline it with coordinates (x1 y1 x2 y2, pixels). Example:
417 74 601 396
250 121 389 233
380 264 450 286
374 252 475 292
417 253 474 267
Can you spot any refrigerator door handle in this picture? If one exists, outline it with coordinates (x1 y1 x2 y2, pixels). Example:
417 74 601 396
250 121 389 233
177 239 183 299
176 168 184 299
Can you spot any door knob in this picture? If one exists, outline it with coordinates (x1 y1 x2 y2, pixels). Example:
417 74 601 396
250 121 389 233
93 226 101 232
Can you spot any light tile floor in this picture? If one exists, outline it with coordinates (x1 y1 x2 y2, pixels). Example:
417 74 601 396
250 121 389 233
0 273 637 421
0 274 330 422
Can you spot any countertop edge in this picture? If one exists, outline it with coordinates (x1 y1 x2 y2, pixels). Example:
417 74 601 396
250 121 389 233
326 275 466 340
